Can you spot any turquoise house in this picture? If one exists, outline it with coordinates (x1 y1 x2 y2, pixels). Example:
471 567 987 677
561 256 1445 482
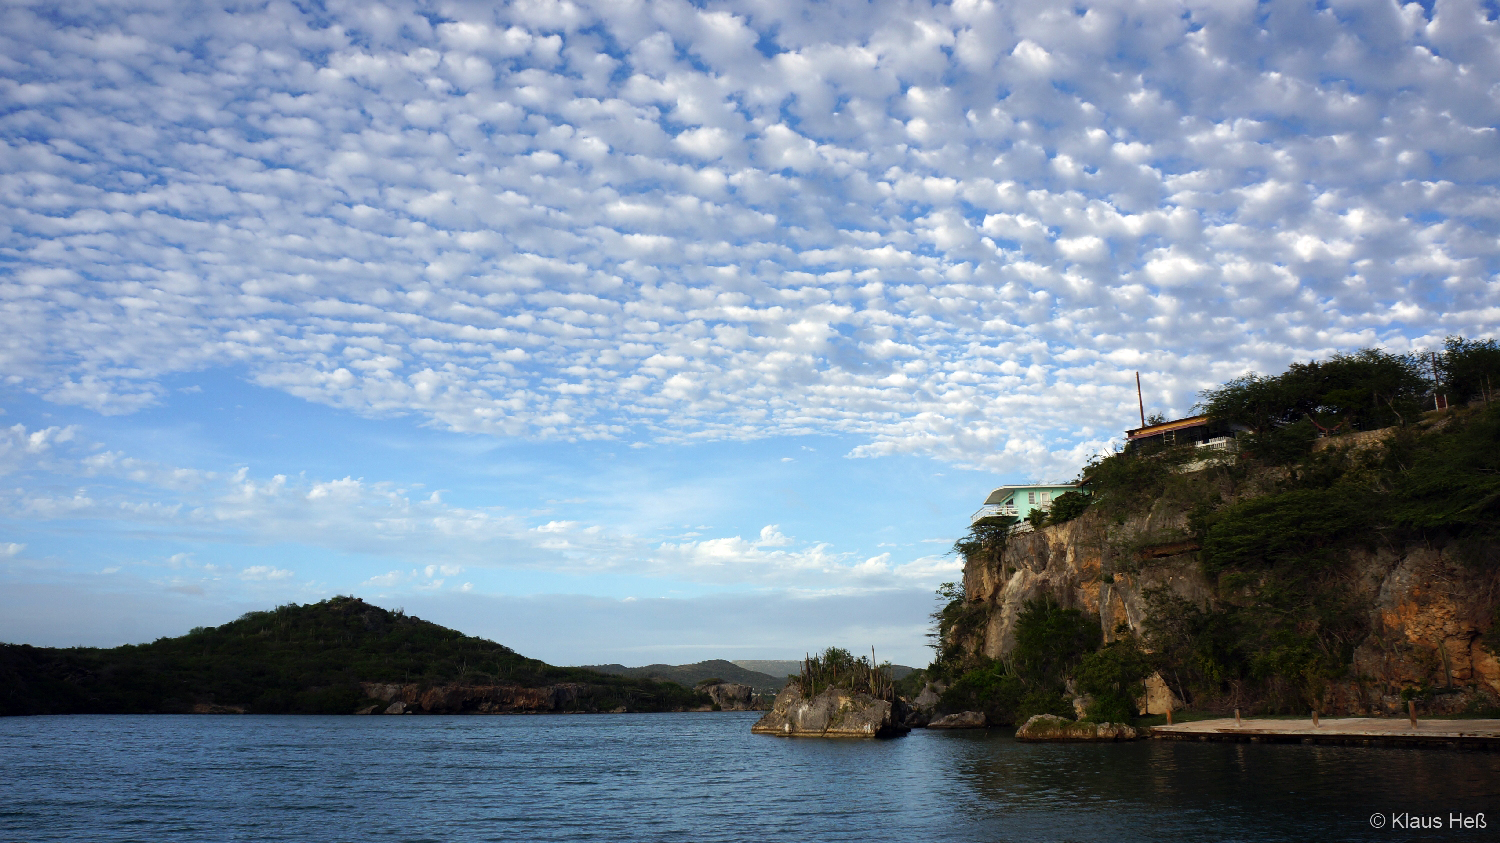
970 483 1083 529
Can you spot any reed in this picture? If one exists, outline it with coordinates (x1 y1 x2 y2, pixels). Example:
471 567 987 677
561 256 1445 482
796 646 896 700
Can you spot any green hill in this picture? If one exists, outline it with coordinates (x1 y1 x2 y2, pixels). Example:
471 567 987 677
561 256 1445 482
580 659 787 692
733 659 918 683
0 597 708 716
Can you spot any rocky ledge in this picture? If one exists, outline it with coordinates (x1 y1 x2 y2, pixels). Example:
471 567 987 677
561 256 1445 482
927 710 987 729
751 684 909 738
1015 713 1141 741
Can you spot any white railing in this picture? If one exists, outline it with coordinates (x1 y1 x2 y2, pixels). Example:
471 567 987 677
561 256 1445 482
970 504 1019 525
1196 436 1237 452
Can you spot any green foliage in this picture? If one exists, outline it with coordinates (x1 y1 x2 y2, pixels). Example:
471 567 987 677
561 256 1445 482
926 580 971 674
1238 418 1317 464
1199 348 1428 434
930 599 1107 725
1012 597 1102 687
0 597 707 716
1383 403 1500 535
1075 639 1153 723
1079 448 1170 516
1439 336 1500 404
951 523 1010 562
893 667 929 700
1199 487 1373 577
793 646 895 699
1016 688 1076 722
1025 507 1048 529
938 660 1026 724
1047 491 1092 525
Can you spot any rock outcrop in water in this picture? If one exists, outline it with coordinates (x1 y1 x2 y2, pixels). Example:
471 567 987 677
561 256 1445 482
1015 714 1140 741
927 710 986 729
751 684 908 737
699 681 757 711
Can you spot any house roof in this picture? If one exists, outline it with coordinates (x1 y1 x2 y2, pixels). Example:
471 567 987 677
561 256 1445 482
982 483 1081 505
1125 414 1209 440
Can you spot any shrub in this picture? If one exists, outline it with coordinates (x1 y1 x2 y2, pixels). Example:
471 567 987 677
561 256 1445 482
1012 597 1102 687
1047 491 1092 525
1075 640 1153 723
939 661 1026 724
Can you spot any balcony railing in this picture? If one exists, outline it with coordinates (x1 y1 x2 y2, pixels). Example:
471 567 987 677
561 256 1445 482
970 504 1019 525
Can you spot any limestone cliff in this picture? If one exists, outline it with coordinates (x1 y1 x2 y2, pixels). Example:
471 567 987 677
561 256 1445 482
953 426 1500 717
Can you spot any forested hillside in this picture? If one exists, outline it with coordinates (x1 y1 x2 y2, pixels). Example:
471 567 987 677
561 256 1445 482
0 597 707 716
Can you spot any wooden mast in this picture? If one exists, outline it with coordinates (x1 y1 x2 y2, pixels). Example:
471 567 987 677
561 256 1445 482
1136 372 1146 427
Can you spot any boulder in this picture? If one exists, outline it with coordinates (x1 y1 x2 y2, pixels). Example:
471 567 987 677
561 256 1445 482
1014 713 1140 741
927 710 987 729
700 682 756 711
751 684 909 738
384 701 407 715
901 681 946 727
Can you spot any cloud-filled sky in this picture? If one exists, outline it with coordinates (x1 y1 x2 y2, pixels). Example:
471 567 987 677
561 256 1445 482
2 0 1496 666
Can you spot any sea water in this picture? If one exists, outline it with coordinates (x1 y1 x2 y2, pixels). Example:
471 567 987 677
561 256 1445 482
3 712 1496 842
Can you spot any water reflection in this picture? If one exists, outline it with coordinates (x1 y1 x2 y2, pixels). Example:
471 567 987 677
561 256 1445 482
936 730 1500 842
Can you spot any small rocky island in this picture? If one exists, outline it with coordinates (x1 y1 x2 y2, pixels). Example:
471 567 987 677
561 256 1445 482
751 649 908 738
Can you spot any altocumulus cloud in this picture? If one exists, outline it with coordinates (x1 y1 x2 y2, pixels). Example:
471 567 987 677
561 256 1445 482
2 0 1497 481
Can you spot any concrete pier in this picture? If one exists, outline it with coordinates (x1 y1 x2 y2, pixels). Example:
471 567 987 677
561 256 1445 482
1150 717 1500 750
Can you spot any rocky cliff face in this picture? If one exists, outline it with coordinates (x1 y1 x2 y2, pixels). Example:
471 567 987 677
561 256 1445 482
956 457 1500 717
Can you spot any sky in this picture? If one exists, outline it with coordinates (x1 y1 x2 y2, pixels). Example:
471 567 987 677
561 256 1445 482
2 0 1497 667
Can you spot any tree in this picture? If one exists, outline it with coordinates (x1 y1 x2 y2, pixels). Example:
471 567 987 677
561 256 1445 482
1440 336 1500 404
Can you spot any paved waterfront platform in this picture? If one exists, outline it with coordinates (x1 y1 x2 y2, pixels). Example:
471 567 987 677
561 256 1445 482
1150 718 1500 750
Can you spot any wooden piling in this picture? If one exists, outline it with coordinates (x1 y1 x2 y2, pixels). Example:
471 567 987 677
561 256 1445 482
1409 699 1417 728
1234 708 1241 727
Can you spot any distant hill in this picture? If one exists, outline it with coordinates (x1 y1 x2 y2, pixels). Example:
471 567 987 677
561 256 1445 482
0 597 706 716
734 659 918 682
580 659 787 693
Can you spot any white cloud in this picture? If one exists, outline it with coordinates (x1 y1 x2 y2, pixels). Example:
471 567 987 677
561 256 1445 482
0 0 1495 483
0 421 958 592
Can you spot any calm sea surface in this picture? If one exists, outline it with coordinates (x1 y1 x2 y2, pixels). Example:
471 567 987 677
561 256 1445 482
3 712 1497 842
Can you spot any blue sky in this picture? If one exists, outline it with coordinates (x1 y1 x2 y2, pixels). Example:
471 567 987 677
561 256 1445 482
2 0 1497 666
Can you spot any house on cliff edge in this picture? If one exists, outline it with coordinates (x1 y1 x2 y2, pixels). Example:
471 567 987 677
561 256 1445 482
970 483 1082 529
1124 414 1238 452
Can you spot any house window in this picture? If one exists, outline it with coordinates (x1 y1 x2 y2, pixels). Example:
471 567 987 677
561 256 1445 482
1028 491 1036 504
1042 491 1051 504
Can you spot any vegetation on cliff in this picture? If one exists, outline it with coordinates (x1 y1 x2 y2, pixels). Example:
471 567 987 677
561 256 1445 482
0 597 708 716
938 338 1500 721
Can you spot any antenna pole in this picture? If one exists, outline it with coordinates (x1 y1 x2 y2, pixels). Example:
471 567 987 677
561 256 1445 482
1136 372 1146 427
